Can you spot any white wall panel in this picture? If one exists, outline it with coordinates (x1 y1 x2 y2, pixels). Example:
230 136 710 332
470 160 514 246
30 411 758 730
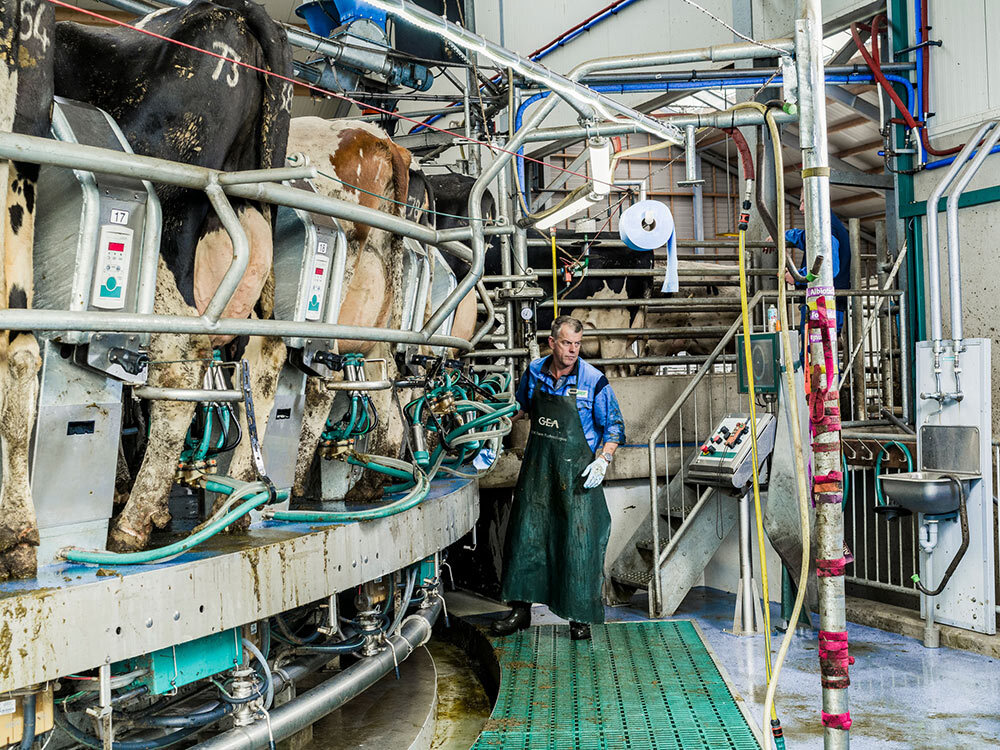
926 0 999 138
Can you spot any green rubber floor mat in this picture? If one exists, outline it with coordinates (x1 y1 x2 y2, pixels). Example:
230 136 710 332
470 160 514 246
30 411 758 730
473 619 760 750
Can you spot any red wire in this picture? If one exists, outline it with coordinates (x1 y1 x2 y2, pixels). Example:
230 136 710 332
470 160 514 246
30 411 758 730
46 0 624 190
857 16 962 157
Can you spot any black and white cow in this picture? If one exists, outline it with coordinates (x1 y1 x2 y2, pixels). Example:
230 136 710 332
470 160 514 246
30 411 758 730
54 0 293 552
0 0 55 580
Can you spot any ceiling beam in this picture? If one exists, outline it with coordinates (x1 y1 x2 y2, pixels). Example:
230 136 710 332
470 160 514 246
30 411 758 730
828 115 869 134
826 85 881 123
835 138 883 159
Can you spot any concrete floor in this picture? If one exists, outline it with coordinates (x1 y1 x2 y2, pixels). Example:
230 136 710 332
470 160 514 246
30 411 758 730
448 587 1000 750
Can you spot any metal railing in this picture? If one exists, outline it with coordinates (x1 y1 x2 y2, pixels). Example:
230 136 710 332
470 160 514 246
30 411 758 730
644 291 765 612
844 439 1000 628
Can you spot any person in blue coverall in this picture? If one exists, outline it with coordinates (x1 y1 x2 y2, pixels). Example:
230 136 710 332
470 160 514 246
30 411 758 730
491 315 626 642
784 193 853 334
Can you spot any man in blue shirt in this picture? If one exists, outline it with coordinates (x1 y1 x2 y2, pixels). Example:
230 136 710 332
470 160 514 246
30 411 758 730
784 193 853 332
491 315 625 641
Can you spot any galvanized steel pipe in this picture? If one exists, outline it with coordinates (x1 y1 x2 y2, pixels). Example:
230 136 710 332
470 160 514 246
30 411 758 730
0 309 472 350
192 597 442 750
368 0 684 144
202 183 250 324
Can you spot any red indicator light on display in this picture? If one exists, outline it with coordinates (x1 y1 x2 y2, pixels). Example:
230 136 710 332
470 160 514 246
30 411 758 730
315 267 324 275
108 242 125 252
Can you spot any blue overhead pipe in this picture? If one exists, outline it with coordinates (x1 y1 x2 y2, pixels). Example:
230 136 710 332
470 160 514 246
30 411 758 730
512 74 908 212
409 0 644 134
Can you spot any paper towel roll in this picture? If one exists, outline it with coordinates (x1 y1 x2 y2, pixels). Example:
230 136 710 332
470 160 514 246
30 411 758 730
618 200 678 293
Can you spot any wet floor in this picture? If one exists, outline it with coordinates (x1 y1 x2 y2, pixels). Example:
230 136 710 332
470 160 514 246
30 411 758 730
451 586 1000 749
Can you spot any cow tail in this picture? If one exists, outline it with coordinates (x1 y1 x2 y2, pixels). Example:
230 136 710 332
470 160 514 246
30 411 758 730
388 144 413 219
219 0 294 175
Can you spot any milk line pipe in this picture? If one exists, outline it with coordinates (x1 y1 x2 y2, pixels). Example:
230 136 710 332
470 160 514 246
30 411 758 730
191 596 442 750
367 0 685 143
919 122 993 401
525 238 775 248
575 62 914 84
0 308 472 350
518 109 797 143
508 35 795 203
134 386 243 402
943 121 1000 400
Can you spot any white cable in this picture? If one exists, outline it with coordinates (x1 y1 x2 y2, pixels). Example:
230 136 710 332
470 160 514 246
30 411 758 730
678 0 792 56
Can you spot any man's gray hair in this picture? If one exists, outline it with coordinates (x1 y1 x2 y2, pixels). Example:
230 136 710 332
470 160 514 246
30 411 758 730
550 315 583 341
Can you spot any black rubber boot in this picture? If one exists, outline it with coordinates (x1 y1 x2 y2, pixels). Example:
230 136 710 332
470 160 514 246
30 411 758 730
490 602 531 636
569 622 591 641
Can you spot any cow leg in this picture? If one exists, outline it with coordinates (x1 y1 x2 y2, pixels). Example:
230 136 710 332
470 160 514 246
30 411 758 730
0 162 41 580
213 333 286 530
293 376 335 498
109 260 209 552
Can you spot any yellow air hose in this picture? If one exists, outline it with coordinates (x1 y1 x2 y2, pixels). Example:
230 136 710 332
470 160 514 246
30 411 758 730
730 100 812 747
550 229 559 317
736 225 778 699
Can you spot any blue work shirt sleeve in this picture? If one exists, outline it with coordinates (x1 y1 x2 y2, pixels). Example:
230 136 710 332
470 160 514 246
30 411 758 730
515 371 531 413
785 229 840 283
593 383 625 446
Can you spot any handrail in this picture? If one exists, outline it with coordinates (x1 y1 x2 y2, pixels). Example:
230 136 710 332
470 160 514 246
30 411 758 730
645 290 764 612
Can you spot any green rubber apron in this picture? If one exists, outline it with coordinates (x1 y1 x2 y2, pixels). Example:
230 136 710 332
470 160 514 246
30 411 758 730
501 388 611 624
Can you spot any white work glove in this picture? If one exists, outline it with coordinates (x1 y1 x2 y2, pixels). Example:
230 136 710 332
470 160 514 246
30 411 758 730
581 455 610 489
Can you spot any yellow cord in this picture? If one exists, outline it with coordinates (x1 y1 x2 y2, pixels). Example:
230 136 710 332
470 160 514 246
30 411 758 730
737 228 778 722
551 230 559 317
729 100 812 745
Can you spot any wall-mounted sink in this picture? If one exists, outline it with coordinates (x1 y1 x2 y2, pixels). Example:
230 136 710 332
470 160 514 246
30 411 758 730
877 471 976 515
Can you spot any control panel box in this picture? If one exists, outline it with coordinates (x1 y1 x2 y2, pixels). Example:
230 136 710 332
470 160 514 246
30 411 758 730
686 413 777 491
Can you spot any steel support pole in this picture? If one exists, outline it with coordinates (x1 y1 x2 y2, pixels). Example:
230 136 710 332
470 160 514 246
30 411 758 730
849 218 864 420
875 221 893 415
798 4 849 746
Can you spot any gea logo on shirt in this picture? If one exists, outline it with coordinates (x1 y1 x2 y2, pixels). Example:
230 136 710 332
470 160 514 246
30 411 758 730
537 416 560 428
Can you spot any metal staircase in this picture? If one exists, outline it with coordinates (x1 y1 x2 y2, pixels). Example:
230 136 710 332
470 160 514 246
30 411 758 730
608 291 808 618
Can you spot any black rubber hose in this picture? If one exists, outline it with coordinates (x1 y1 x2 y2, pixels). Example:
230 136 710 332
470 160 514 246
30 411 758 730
20 693 36 750
55 709 202 750
132 703 231 728
754 129 781 242
914 475 970 597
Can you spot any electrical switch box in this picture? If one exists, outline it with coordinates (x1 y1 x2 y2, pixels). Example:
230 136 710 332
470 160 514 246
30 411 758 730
128 628 243 696
686 413 777 491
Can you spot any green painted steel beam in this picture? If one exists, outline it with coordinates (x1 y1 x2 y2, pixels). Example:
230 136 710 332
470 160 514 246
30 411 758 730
900 184 1000 217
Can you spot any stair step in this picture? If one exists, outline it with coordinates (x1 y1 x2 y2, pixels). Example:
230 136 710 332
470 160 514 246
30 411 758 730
612 569 652 588
636 537 668 554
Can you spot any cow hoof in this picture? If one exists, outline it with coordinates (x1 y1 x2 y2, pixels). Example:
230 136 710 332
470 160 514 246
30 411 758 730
0 542 38 581
222 513 251 534
107 522 149 553
0 522 40 551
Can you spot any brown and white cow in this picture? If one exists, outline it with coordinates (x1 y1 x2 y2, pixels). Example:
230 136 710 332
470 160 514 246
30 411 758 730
634 260 739 361
286 116 415 498
53 0 294 552
0 0 55 580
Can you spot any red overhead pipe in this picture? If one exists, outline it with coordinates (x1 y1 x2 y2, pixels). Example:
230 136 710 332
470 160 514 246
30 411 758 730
856 16 962 157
